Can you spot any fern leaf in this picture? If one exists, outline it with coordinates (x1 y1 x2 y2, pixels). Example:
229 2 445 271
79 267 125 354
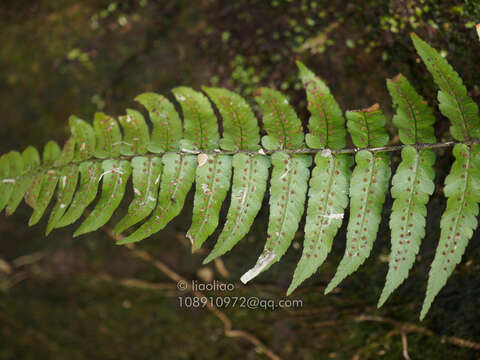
115 88 191 240
411 33 480 140
74 160 131 236
188 154 232 250
69 115 96 161
387 74 436 144
173 87 219 151
24 171 43 209
32 137 73 225
378 75 437 307
287 65 351 294
347 104 390 148
55 161 103 228
5 146 40 215
0 151 23 212
325 106 391 294
242 152 311 283
0 154 13 212
45 164 79 235
55 137 76 166
201 87 264 261
325 151 391 293
288 153 352 294
255 88 304 150
93 112 122 158
118 154 197 244
379 147 435 306
172 87 232 250
202 87 260 151
28 170 59 226
42 140 62 164
118 109 150 155
43 138 78 233
297 61 347 150
28 141 61 226
420 144 480 319
135 92 182 153
242 90 309 282
113 156 163 235
203 154 270 263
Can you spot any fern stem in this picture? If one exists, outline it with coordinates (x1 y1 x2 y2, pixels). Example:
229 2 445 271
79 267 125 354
4 139 480 184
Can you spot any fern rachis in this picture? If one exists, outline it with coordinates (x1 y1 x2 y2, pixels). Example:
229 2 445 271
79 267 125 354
2 33 480 320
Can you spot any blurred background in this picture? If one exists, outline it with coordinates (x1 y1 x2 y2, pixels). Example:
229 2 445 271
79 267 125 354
1 0 480 359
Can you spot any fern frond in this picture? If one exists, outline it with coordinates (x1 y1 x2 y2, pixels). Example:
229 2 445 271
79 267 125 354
2 33 480 320
378 74 437 307
325 105 391 294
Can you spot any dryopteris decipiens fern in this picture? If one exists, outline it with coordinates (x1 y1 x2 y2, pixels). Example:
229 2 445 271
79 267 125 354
1 33 479 320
